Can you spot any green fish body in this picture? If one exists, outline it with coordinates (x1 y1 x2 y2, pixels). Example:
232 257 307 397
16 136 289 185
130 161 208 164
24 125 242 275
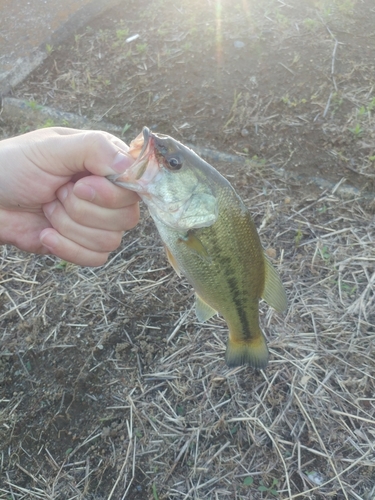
109 128 287 368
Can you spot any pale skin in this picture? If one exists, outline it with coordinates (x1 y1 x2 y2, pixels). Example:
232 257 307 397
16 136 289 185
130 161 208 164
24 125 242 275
0 127 140 266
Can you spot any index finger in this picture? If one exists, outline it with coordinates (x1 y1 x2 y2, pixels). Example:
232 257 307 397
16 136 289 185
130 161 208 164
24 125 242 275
72 176 141 208
32 128 135 177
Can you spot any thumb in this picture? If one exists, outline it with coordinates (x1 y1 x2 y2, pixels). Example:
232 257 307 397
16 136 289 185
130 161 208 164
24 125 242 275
39 128 135 177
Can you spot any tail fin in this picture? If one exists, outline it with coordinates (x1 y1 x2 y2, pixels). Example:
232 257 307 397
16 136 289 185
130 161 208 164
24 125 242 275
225 330 269 369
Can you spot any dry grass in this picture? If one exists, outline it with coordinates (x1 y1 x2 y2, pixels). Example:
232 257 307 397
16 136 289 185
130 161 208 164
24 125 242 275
2 0 375 496
1 154 374 499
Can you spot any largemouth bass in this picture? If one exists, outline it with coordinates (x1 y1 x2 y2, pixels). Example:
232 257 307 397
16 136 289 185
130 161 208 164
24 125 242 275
109 127 287 368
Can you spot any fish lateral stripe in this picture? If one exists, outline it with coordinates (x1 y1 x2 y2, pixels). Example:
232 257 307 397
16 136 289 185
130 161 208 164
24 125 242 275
226 275 253 341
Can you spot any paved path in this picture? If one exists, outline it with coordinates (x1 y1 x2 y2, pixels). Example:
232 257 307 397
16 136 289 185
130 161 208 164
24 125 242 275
0 0 120 94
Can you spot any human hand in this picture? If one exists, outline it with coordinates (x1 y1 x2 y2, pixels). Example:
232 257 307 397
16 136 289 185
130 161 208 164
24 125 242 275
0 127 140 266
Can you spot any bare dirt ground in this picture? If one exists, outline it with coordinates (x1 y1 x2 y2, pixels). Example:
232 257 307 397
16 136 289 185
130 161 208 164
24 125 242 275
1 0 375 499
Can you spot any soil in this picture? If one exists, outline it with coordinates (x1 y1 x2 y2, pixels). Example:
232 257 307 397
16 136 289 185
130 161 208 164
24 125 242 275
11 0 375 194
2 0 375 499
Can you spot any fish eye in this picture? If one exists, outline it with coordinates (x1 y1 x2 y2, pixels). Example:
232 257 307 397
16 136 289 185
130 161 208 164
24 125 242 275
167 156 183 170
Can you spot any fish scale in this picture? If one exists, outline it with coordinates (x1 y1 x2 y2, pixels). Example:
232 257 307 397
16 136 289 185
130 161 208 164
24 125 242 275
109 127 287 368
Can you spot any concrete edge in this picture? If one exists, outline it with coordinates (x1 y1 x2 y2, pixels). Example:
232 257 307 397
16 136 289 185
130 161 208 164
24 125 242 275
0 0 122 94
1 96 123 134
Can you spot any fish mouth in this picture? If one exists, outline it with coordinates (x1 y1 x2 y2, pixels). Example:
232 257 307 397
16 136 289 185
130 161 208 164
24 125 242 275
108 126 158 191
137 126 151 161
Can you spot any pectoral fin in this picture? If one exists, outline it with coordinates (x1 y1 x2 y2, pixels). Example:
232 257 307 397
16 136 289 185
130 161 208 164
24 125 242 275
195 294 217 322
178 231 210 261
262 255 288 312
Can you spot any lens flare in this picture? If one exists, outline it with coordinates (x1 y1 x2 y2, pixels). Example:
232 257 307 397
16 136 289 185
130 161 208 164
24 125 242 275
215 0 223 66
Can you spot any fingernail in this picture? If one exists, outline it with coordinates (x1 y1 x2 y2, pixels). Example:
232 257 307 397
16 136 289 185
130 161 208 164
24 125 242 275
73 183 96 202
111 151 134 173
43 200 57 218
59 186 68 201
40 231 59 251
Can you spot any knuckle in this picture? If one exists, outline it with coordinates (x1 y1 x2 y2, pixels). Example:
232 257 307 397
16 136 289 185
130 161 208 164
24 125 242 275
47 203 67 231
68 245 108 267
82 130 109 155
92 252 109 267
102 231 123 252
68 200 90 225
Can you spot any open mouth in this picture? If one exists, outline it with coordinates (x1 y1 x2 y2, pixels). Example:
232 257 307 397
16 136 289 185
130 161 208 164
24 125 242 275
133 127 153 180
139 126 150 155
108 127 159 190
